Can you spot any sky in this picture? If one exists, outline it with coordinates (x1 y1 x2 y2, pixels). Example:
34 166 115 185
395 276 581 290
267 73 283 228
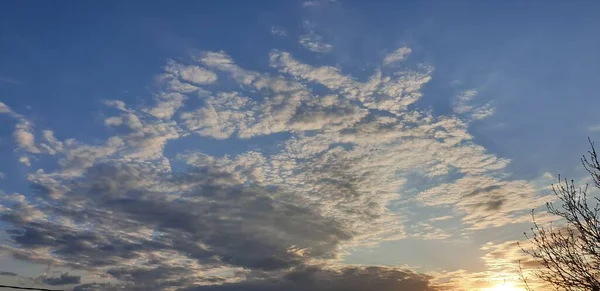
0 1 599 290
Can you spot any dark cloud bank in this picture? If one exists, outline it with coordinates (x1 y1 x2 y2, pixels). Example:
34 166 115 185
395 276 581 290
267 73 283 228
1 161 438 290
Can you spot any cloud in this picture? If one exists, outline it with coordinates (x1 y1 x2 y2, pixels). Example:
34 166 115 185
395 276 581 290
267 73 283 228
383 47 412 66
0 76 22 84
1 102 64 157
0 102 41 153
453 89 495 121
0 271 18 276
42 272 81 285
164 61 218 85
73 283 119 291
180 265 437 291
418 175 546 229
302 0 336 7
271 26 287 37
1 160 356 288
299 32 333 53
428 215 453 222
432 239 548 290
588 124 600 132
270 50 431 114
302 1 320 7
0 172 5 179
0 101 13 113
0 46 548 290
14 121 41 153
19 156 31 166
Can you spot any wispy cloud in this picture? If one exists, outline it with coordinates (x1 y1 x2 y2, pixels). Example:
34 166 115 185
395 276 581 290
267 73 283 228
0 76 22 84
302 0 336 7
588 124 600 132
453 89 495 121
271 26 287 37
383 47 412 66
299 32 333 53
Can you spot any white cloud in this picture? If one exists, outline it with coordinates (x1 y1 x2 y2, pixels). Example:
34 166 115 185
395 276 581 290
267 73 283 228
453 89 495 120
181 91 256 139
271 26 287 36
0 102 43 154
270 50 432 113
103 100 127 111
0 46 550 290
0 172 5 179
383 47 412 66
303 1 320 7
164 60 218 85
104 116 123 126
146 92 187 119
38 130 65 155
302 0 336 7
418 174 548 229
14 122 40 153
588 124 600 132
19 156 31 166
299 32 333 53
0 101 12 113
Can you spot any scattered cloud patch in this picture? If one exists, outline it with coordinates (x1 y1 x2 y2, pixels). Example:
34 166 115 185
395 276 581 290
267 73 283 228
271 26 287 37
42 273 82 286
383 47 412 66
588 124 600 132
19 156 31 166
302 1 320 7
299 32 333 53
453 89 495 121
164 61 218 85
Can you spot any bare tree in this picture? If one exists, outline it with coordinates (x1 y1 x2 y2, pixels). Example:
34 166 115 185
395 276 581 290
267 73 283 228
519 139 600 291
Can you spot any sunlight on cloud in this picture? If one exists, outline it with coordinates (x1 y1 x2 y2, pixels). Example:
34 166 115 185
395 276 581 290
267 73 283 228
0 45 548 290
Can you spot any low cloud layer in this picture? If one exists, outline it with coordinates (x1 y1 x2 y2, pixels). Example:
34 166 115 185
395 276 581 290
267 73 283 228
42 273 81 286
182 265 437 291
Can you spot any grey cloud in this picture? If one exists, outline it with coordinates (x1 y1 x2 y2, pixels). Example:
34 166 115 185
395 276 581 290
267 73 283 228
180 265 437 291
0 47 544 291
73 283 119 291
462 185 503 198
42 272 81 285
1 161 352 287
0 271 18 276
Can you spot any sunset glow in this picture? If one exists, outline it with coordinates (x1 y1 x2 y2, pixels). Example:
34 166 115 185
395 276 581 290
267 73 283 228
483 282 525 291
1 1 598 290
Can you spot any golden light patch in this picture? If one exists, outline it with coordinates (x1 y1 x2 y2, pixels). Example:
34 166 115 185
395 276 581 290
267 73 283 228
483 282 525 291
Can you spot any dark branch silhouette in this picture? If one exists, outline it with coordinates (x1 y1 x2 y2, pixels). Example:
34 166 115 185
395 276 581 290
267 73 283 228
519 138 600 291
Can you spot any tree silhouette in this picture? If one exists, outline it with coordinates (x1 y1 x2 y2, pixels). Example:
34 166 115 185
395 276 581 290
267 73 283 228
519 139 600 291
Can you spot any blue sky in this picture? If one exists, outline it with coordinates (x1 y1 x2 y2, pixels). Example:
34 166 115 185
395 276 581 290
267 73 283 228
1 1 599 290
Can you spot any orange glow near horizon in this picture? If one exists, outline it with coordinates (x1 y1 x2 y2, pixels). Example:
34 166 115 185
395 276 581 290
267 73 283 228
481 281 525 291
